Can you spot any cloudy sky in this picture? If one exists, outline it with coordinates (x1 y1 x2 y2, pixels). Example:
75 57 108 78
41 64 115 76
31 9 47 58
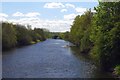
0 2 98 32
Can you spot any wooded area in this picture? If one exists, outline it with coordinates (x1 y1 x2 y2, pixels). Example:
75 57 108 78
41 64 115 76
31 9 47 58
61 2 120 76
2 22 49 50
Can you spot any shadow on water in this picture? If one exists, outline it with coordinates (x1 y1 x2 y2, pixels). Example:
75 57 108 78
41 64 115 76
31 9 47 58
2 42 38 55
70 46 114 78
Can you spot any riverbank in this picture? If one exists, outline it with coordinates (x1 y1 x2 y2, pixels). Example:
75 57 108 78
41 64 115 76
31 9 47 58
2 39 45 51
61 39 120 78
70 45 118 78
2 22 47 51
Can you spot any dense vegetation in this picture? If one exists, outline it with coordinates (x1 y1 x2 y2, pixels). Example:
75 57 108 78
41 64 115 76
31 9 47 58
2 22 48 50
62 2 120 76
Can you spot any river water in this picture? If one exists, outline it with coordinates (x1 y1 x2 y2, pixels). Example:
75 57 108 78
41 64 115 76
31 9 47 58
2 39 112 78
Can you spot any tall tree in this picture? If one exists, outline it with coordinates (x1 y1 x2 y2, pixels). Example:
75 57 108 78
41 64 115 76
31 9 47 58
2 22 17 50
70 10 93 52
90 2 120 70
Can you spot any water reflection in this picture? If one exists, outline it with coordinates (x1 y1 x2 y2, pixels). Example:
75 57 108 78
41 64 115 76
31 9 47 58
2 39 113 78
70 46 113 78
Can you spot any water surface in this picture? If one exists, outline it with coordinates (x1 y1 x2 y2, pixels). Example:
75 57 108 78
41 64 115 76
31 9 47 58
2 39 112 78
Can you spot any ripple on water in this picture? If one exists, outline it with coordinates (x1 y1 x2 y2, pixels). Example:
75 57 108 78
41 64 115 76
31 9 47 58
2 39 113 78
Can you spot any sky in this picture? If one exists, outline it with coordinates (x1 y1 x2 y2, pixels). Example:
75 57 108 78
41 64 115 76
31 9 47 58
0 2 99 32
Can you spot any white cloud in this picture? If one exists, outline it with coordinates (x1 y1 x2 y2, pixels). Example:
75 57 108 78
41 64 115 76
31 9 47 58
75 7 87 13
65 3 75 8
0 17 7 22
44 2 65 8
25 12 40 17
0 13 8 17
7 17 71 32
12 12 24 17
12 12 40 17
61 9 67 12
0 13 8 22
43 3 75 9
91 9 96 13
64 13 77 20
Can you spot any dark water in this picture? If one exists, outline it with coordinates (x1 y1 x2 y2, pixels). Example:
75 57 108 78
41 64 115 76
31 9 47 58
2 39 112 78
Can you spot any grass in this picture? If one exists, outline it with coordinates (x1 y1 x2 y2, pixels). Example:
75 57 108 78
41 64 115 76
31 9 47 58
30 41 36 44
113 65 120 76
30 40 41 44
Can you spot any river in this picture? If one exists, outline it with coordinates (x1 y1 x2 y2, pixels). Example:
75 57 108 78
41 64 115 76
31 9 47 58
2 39 112 78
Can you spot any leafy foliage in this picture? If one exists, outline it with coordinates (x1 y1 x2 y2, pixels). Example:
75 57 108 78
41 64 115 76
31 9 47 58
90 2 120 70
2 22 17 50
15 25 32 45
2 22 47 50
68 2 120 72
60 31 70 41
114 65 120 76
70 10 93 52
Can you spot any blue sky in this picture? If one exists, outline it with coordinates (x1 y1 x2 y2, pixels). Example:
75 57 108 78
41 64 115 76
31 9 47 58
1 2 99 32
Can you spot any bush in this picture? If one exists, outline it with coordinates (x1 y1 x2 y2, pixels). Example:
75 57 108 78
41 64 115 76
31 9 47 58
114 65 120 76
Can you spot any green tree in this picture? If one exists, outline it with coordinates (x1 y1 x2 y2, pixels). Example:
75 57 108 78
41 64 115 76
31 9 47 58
15 24 32 45
90 2 120 70
70 10 93 52
2 22 17 50
61 31 70 40
34 28 46 41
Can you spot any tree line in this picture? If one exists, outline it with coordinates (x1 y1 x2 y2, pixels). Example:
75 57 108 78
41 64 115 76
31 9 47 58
62 2 120 76
2 22 49 51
